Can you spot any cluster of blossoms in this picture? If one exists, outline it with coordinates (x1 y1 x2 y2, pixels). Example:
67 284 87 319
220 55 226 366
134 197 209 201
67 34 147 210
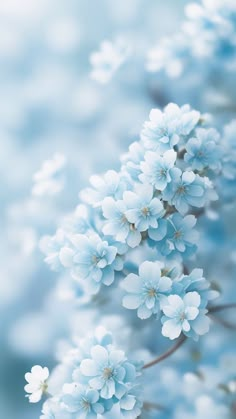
122 263 217 340
146 0 236 78
40 102 226 343
28 102 236 418
25 328 142 418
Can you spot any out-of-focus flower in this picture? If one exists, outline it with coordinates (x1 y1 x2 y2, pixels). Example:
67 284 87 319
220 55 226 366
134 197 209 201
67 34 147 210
32 153 66 197
90 38 130 84
185 128 221 171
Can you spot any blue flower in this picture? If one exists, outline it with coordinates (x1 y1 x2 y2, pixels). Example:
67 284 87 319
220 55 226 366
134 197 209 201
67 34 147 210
161 292 210 340
152 213 198 258
40 229 69 271
162 169 207 214
59 234 122 294
61 383 104 418
121 141 146 181
79 345 137 400
102 197 142 248
122 261 172 319
80 170 130 207
123 184 165 232
40 398 69 419
139 149 177 191
178 268 219 307
141 103 200 152
184 128 221 171
119 390 143 418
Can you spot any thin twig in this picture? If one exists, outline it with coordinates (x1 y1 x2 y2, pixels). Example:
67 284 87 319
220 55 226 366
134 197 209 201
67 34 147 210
208 303 236 313
142 303 236 370
143 334 187 369
209 314 236 331
143 401 165 411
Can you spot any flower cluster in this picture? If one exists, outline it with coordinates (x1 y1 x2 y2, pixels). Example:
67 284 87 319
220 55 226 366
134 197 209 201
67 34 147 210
40 103 223 343
122 262 217 340
25 328 142 418
146 0 236 78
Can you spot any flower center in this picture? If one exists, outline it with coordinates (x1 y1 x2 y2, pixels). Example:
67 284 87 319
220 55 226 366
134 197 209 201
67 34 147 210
121 214 128 224
141 207 150 216
174 230 182 239
177 185 186 195
180 312 185 321
159 168 166 177
91 255 100 265
81 398 91 411
148 288 157 297
103 367 113 380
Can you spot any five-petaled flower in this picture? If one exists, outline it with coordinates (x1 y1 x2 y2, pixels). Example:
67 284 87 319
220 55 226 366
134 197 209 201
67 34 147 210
122 261 172 319
161 292 210 340
25 365 49 403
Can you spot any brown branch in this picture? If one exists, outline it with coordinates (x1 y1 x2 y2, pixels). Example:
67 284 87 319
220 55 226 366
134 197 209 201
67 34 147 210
142 303 236 370
143 334 187 369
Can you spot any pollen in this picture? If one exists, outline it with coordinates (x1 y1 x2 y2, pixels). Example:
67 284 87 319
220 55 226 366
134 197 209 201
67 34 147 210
141 207 150 216
148 288 157 297
103 367 113 379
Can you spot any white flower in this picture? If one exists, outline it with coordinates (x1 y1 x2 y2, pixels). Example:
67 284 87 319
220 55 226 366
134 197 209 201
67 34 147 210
32 153 66 197
25 365 49 403
90 38 130 84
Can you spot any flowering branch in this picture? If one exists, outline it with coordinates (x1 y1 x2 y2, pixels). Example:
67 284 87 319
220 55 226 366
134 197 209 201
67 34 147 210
143 303 236 370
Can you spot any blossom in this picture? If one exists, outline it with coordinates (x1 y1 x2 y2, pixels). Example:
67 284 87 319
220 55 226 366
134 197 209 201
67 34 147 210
61 383 104 418
25 365 49 403
122 261 172 319
39 229 69 271
102 197 142 248
80 170 129 207
32 153 66 197
178 268 219 306
79 345 137 399
161 292 210 340
153 213 198 258
59 234 122 294
123 184 165 232
90 39 130 84
184 128 221 171
40 398 69 419
162 169 207 214
141 103 200 152
121 141 146 181
139 149 177 191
